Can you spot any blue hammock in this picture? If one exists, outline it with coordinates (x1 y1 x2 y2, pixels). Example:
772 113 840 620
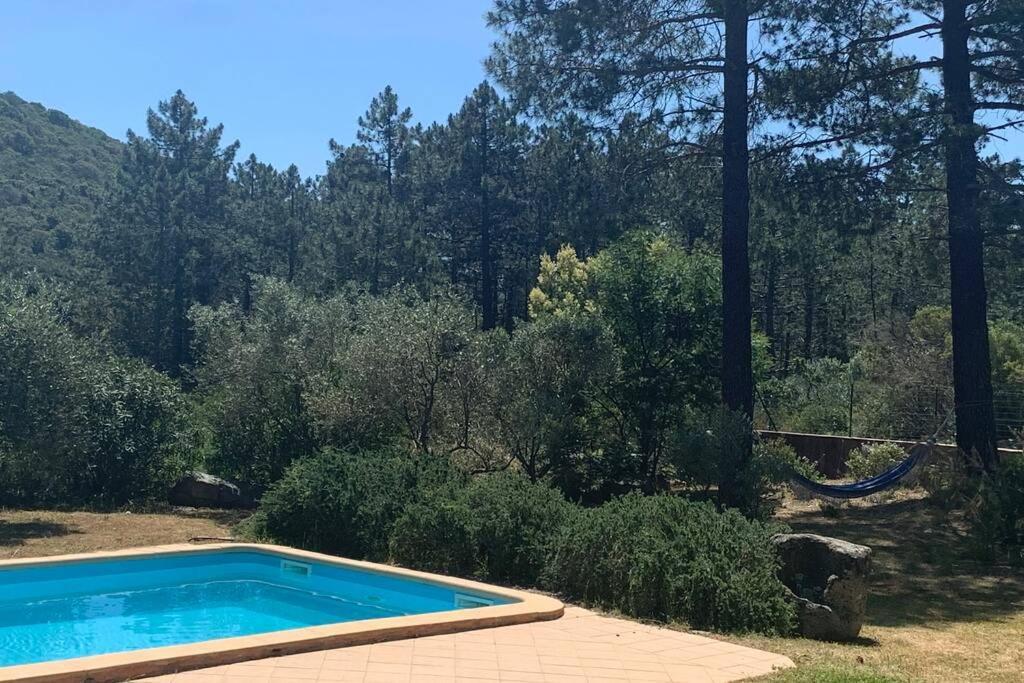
788 441 933 500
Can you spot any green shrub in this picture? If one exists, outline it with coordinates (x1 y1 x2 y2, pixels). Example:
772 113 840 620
757 438 821 482
255 447 462 560
190 280 355 490
463 473 575 585
758 358 852 435
918 447 974 509
669 407 815 518
0 284 192 506
389 497 477 575
846 442 906 481
545 494 794 634
969 453 1024 564
740 438 822 518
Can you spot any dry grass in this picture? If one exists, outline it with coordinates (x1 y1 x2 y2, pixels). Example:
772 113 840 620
727 490 1024 682
0 508 244 560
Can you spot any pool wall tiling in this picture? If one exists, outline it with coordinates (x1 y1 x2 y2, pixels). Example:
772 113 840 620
0 543 563 683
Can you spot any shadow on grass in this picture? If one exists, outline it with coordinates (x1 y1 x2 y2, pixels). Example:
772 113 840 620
0 519 80 547
845 635 881 647
176 508 253 527
780 492 1024 628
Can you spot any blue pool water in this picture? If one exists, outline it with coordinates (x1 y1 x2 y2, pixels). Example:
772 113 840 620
0 549 509 667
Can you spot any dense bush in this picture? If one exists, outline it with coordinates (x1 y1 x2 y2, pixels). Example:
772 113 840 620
337 291 500 464
740 438 822 518
254 447 463 560
529 233 723 494
493 314 618 497
545 494 794 633
463 473 574 585
190 279 356 490
251 448 796 634
389 497 477 575
0 284 191 506
969 453 1024 564
846 442 906 481
385 473 574 584
669 406 818 518
757 358 853 436
192 283 514 486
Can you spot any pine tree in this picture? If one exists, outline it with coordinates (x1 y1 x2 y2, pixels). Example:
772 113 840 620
323 87 418 294
356 85 413 198
487 0 770 505
97 90 238 374
413 83 529 329
769 0 1023 467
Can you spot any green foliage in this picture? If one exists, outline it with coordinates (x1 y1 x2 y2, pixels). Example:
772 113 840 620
743 438 823 517
846 442 907 481
389 497 478 576
254 447 463 561
669 407 817 518
190 278 353 489
853 308 1024 443
462 473 574 585
0 282 191 506
544 494 794 634
969 453 1024 565
378 471 573 584
495 313 618 496
0 92 121 331
96 90 239 374
759 358 853 436
336 290 492 457
759 438 822 482
589 230 722 491
669 406 752 497
251 444 797 635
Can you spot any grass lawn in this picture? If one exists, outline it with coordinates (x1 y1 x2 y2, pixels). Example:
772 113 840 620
0 508 241 560
2 492 1021 682
730 490 1024 682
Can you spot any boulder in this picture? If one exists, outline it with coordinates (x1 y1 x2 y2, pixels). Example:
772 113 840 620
169 471 253 509
772 533 872 641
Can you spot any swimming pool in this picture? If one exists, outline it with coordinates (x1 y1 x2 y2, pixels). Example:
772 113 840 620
0 544 562 682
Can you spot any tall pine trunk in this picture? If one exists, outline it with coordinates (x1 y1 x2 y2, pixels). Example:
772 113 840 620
719 0 753 508
764 250 776 351
941 0 999 470
803 273 815 359
170 228 188 377
480 109 497 330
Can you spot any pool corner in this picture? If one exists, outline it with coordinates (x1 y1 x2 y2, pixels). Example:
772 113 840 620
0 543 564 683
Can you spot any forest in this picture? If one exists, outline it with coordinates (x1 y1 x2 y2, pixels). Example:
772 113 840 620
4 5 1024 670
1 0 1023 516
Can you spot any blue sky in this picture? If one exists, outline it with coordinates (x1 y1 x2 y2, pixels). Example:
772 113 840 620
1 1 495 176
2 2 1020 177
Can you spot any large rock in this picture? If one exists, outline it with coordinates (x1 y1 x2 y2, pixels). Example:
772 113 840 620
169 472 253 509
773 533 872 641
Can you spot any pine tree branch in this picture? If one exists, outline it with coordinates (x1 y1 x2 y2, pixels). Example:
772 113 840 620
847 22 942 50
972 65 1024 85
970 49 1024 60
981 118 1024 135
642 13 721 31
976 101 1024 112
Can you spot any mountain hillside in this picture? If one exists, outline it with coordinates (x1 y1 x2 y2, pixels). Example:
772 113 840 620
0 92 122 285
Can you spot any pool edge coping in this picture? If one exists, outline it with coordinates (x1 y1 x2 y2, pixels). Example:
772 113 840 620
0 542 565 683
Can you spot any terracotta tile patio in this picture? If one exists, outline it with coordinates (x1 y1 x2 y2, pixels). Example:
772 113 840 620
143 606 793 683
